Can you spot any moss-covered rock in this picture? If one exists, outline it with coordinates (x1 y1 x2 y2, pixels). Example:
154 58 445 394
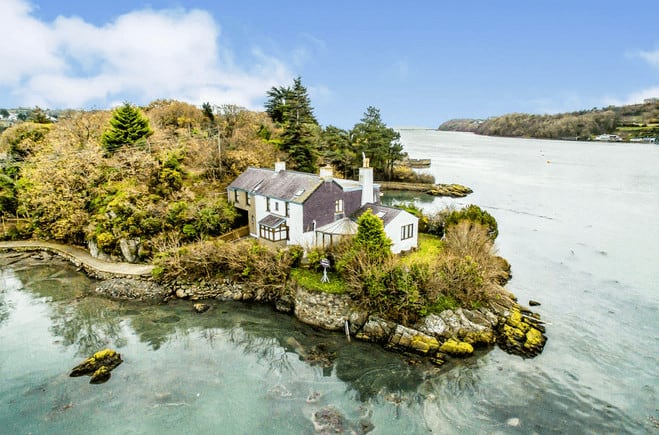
70 349 123 383
90 366 111 384
496 304 547 358
439 338 474 356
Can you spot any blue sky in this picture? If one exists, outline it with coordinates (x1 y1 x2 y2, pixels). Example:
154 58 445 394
2 0 658 129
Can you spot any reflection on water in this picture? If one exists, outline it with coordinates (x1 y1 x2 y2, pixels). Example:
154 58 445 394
0 255 449 433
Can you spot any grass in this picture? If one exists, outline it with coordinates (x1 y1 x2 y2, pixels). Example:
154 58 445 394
400 233 443 267
290 268 348 294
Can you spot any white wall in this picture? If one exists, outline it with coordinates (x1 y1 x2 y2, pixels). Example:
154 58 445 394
385 212 418 254
286 203 305 246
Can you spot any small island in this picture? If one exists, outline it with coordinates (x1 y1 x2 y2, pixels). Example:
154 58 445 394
0 77 546 366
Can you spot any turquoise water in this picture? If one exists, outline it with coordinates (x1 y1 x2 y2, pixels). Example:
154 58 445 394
1 131 658 433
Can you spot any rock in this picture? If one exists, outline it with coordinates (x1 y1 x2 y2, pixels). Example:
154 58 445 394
529 300 541 306
90 366 111 384
415 314 448 338
506 417 520 427
439 338 473 356
70 349 123 381
275 294 294 313
387 325 439 354
312 406 347 433
87 240 113 262
193 303 210 313
426 183 473 198
119 238 140 263
496 304 547 357
356 317 395 343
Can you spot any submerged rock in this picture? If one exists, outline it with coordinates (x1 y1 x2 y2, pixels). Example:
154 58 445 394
312 405 347 433
70 349 123 384
193 303 210 313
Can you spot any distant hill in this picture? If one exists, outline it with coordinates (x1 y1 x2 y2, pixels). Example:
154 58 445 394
438 100 659 141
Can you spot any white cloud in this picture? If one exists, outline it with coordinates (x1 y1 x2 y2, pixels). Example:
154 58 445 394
638 48 659 69
0 0 295 109
604 87 659 107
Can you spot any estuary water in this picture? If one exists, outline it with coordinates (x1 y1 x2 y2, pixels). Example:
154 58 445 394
1 130 658 433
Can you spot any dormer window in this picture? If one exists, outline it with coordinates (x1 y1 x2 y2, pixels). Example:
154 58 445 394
335 199 344 213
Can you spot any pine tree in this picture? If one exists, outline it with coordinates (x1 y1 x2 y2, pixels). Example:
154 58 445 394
351 106 404 180
265 77 319 172
101 103 153 155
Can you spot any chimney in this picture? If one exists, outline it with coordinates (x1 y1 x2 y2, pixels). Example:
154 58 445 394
274 161 286 173
319 165 333 181
359 154 374 206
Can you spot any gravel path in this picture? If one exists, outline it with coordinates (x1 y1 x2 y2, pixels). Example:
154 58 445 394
0 240 153 277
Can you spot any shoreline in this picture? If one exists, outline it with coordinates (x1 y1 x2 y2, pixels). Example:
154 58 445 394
0 241 547 362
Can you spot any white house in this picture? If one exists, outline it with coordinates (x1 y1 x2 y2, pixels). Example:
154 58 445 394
227 159 418 254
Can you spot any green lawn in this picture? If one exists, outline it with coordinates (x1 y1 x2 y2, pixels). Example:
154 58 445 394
290 268 348 294
400 233 443 266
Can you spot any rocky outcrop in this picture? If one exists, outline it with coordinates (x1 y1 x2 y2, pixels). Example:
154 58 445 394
378 181 473 198
70 349 123 384
170 277 547 361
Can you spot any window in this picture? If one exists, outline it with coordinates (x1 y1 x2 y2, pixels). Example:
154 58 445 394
246 194 251 206
274 202 279 212
266 198 270 211
234 190 239 203
335 199 344 213
259 224 289 242
285 202 290 217
401 223 414 240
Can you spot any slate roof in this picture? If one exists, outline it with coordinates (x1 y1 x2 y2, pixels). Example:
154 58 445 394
353 203 405 227
258 214 286 228
228 167 324 203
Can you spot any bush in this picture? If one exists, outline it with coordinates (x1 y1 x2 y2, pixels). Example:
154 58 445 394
445 204 498 240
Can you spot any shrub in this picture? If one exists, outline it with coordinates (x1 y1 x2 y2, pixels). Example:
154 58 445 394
445 204 498 240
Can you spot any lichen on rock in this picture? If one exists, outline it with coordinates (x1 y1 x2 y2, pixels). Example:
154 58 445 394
70 348 123 384
439 338 474 356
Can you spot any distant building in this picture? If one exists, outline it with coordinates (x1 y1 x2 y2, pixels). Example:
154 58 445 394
594 134 622 142
227 159 418 253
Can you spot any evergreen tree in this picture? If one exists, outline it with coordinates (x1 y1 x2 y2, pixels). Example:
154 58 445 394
28 107 52 124
101 103 153 155
351 106 405 180
355 208 392 259
320 125 357 178
265 77 319 172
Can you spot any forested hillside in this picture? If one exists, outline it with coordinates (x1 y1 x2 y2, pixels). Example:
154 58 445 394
0 78 411 261
438 100 659 140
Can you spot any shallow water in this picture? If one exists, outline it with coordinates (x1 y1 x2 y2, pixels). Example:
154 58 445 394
1 131 658 433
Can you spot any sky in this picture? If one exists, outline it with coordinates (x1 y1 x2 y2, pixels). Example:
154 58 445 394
1 0 658 129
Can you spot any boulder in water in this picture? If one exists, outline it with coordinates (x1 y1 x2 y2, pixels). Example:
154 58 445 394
70 349 123 384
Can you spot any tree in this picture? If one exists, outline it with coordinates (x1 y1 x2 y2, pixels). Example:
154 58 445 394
355 208 392 259
265 77 319 172
351 106 404 180
319 125 357 178
0 109 9 118
28 107 52 124
201 102 215 127
101 103 153 155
